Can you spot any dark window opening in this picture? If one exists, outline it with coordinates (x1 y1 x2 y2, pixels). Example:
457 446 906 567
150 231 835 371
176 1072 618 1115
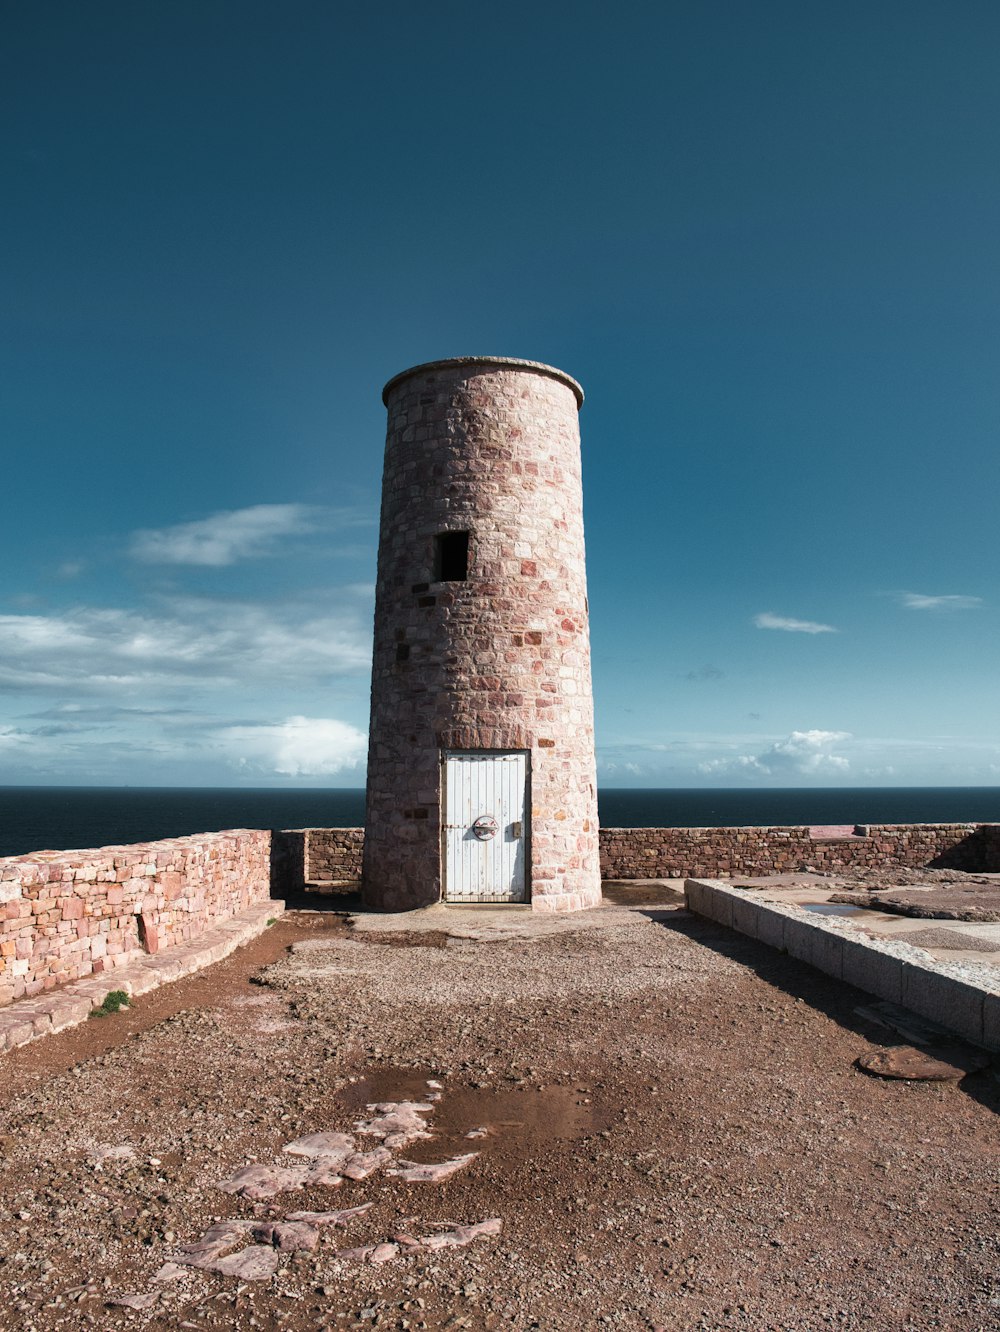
434 530 469 582
396 643 410 663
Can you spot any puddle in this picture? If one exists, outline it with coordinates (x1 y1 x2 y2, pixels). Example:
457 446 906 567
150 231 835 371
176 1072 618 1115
340 1069 610 1160
340 1070 442 1110
802 902 864 917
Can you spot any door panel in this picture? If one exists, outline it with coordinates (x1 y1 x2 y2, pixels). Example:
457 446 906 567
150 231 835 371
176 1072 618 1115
443 751 528 903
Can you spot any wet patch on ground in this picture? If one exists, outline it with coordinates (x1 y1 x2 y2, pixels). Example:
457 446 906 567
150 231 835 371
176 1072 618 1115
341 1071 612 1162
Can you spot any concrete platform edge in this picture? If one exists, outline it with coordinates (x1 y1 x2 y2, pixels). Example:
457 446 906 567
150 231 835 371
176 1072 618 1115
0 899 284 1055
684 878 1000 1052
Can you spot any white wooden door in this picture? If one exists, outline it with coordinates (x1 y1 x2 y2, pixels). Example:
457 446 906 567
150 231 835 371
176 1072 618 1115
442 751 528 903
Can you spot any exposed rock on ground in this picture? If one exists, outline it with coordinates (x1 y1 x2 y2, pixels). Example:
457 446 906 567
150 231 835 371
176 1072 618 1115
830 881 1000 922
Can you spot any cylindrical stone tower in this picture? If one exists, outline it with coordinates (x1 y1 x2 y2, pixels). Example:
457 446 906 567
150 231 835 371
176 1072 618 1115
363 356 601 914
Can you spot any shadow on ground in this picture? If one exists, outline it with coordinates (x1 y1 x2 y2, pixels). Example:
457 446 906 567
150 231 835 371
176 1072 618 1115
279 886 363 913
648 907 1000 1116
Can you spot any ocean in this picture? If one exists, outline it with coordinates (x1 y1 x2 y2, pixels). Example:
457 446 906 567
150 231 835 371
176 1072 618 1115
1 786 999 860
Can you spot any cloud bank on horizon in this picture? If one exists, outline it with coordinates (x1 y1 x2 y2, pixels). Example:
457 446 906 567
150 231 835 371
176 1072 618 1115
697 729 851 778
1 497 998 787
0 505 378 785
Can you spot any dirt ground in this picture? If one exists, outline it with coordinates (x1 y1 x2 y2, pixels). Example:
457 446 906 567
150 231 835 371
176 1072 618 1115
1 894 999 1332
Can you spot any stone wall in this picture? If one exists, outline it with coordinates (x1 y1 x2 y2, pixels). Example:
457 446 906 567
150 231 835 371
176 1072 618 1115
979 823 1000 865
0 830 271 1006
272 828 364 888
274 823 1000 896
599 824 997 879
8 820 989 1006
304 828 364 881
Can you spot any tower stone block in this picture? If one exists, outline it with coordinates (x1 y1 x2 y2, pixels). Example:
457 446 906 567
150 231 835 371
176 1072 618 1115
363 357 601 913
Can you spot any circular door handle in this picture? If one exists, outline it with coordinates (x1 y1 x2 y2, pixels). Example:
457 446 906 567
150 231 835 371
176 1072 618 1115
472 814 499 840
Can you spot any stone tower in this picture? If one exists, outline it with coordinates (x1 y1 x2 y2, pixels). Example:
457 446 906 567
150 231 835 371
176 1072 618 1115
363 356 601 913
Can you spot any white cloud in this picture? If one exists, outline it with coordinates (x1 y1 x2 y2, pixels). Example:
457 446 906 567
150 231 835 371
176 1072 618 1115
697 754 768 776
0 574 375 782
759 729 850 773
0 701 371 785
753 612 837 634
215 716 367 776
598 759 644 776
0 726 32 752
0 598 370 693
897 592 983 612
600 730 1000 788
130 504 330 566
698 729 851 777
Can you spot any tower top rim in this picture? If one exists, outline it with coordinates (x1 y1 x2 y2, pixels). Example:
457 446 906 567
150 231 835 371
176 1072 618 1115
382 357 584 409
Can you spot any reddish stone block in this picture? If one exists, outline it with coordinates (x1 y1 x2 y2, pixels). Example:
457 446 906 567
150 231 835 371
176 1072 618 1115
139 913 159 954
159 871 183 900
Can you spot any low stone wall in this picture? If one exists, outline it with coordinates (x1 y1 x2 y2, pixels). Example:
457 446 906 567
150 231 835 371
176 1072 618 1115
302 828 364 881
0 830 271 1006
685 878 1000 1050
269 823 1000 893
599 824 998 879
979 823 1000 865
6 821 992 1006
271 829 364 888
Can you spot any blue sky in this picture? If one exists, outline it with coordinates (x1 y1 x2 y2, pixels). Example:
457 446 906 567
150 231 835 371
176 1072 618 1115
3 1 999 788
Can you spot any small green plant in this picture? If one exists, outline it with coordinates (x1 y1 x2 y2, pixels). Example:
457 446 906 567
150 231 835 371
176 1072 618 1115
267 917 277 926
88 989 130 1019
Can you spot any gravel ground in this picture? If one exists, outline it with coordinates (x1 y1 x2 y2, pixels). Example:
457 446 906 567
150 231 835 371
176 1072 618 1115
1 899 998 1332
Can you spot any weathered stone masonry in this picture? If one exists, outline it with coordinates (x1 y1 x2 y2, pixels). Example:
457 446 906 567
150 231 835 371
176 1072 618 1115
4 822 998 1010
363 358 601 913
0 830 271 1006
276 828 364 887
290 823 1000 886
598 823 1000 879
